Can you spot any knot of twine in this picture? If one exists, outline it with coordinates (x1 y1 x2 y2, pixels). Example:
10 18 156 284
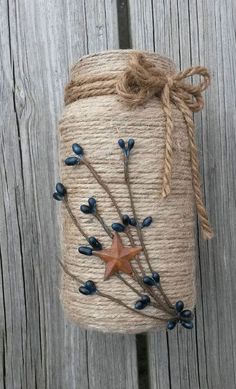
116 53 213 240
65 52 213 239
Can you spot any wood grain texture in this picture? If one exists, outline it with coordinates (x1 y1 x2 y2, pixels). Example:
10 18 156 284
128 0 236 388
0 1 139 388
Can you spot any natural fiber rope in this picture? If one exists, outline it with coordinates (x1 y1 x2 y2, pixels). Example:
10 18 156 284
65 52 213 240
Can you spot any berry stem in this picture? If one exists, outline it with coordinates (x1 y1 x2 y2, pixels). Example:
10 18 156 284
60 262 169 322
94 211 114 239
82 156 146 276
64 198 90 242
157 283 174 309
131 266 174 315
124 158 153 273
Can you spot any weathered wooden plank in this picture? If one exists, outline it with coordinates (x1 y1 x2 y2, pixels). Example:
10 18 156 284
128 0 236 388
0 0 139 388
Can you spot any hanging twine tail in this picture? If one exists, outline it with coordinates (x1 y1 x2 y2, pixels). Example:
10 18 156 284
116 52 214 240
160 78 174 198
173 95 214 239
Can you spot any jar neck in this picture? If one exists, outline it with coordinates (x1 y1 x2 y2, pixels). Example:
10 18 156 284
65 50 176 105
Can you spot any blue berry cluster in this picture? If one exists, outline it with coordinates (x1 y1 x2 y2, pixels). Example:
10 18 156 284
79 280 97 295
111 215 152 233
65 143 84 166
53 182 67 201
143 272 160 286
167 300 194 330
79 236 102 256
111 222 126 232
80 197 97 214
122 214 137 227
135 295 150 310
134 272 160 310
118 138 135 157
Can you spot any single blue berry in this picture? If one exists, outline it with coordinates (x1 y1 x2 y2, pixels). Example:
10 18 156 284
65 156 80 166
127 138 135 151
129 218 137 226
111 223 125 232
167 320 177 330
142 216 153 228
72 143 84 156
88 236 102 251
79 286 91 295
135 300 145 310
53 192 64 201
152 272 160 283
141 295 151 305
56 182 66 196
118 139 126 150
79 246 93 256
122 214 131 226
143 276 155 286
175 300 184 312
84 280 96 293
88 197 96 211
80 204 92 214
181 321 193 330
180 309 193 319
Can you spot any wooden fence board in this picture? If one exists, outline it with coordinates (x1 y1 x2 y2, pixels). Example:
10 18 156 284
128 0 236 388
0 1 139 388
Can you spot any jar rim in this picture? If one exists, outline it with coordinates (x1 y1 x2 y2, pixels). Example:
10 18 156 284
71 49 176 74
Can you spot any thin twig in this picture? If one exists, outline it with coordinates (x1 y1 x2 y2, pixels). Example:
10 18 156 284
59 261 170 322
58 259 84 284
118 273 173 315
83 157 123 219
124 227 145 276
96 290 169 322
116 273 143 297
82 156 146 275
157 283 174 309
64 198 90 242
94 211 113 238
124 158 153 273
131 265 174 315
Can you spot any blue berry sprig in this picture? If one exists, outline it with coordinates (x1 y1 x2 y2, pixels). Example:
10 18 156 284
80 197 113 238
53 182 67 201
143 272 160 286
167 301 194 330
111 222 125 232
141 216 153 228
122 214 137 226
80 197 97 214
79 236 103 256
134 295 151 310
88 236 102 250
78 236 102 257
112 215 153 232
79 280 97 295
118 138 135 157
56 138 194 330
65 143 84 166
134 273 160 310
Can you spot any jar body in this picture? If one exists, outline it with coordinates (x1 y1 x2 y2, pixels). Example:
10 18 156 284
59 51 196 334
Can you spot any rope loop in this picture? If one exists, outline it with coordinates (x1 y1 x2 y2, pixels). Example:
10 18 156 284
116 53 213 239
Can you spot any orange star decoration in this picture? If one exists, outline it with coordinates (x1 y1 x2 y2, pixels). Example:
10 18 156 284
93 233 142 280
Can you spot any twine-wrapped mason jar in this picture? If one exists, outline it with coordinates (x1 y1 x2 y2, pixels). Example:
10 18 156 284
57 50 213 334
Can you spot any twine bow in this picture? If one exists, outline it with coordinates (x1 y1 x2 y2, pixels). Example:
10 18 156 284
116 53 213 239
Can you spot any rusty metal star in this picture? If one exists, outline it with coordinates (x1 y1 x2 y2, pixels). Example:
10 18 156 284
93 233 142 280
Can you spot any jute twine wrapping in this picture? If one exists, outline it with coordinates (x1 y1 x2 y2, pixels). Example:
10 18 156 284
59 50 213 334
